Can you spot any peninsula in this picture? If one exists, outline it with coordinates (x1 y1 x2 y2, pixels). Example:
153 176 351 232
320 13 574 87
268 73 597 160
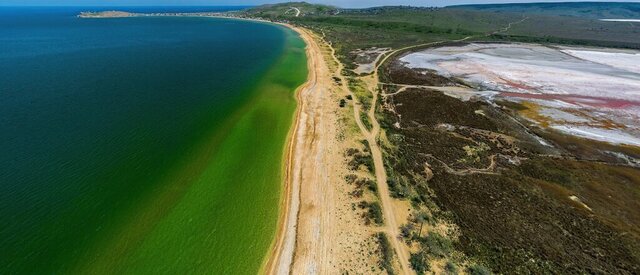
79 11 137 18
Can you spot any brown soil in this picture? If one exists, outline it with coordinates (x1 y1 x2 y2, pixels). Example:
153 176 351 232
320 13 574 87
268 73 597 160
382 62 459 87
380 85 640 274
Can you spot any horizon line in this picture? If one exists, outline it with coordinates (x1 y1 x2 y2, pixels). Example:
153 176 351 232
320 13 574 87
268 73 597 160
2 1 639 9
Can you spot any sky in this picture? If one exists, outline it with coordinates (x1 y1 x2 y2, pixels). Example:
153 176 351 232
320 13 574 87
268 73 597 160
2 0 640 8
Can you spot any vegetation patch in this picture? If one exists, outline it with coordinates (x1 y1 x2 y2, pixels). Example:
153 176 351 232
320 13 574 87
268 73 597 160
375 232 395 274
467 264 491 275
359 201 384 225
409 252 430 274
346 147 374 172
379 72 640 273
348 175 378 198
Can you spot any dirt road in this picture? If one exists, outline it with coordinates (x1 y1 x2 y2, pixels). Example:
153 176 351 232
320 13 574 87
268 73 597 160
265 17 529 275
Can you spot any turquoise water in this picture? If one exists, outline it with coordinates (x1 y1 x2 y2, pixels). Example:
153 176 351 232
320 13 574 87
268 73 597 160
0 7 307 273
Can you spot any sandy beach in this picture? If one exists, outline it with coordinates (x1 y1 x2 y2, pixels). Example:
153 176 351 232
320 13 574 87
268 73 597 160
260 24 317 275
77 12 357 272
263 24 387 274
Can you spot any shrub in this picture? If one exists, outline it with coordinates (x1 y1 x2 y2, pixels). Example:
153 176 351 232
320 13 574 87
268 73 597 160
366 179 378 194
348 152 374 172
467 264 491 275
376 233 395 274
415 211 431 225
345 148 360 156
360 139 371 153
409 252 429 274
387 176 408 198
345 174 357 184
349 189 363 198
444 261 458 274
368 202 384 225
400 223 415 239
421 232 453 258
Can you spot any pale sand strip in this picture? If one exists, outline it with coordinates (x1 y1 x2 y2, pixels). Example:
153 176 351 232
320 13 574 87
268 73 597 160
264 25 382 274
261 25 320 275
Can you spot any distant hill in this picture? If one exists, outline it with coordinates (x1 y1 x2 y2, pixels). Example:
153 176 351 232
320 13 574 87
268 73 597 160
449 2 640 20
245 2 338 17
237 1 640 58
78 11 137 18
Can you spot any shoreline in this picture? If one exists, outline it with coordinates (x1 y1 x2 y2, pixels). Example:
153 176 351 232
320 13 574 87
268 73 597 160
190 16 313 273
79 11 315 273
161 13 318 273
260 24 317 275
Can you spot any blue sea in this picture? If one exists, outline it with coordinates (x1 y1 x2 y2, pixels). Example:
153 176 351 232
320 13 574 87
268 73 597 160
0 6 306 274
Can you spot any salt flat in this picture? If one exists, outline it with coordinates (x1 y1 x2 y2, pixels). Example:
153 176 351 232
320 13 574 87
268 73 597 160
600 19 640 22
400 43 640 146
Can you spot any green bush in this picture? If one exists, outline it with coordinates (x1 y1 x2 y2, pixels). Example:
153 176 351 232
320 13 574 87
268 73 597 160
348 153 374 172
467 264 491 275
445 261 458 274
367 179 378 194
421 232 453 258
376 233 395 274
368 202 384 225
387 176 408 198
409 252 430 274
